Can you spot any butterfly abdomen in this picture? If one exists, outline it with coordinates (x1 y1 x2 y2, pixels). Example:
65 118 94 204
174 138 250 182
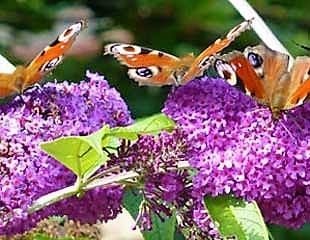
14 66 31 94
0 66 29 98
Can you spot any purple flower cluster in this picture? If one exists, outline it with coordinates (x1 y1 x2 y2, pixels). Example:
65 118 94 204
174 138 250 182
108 131 219 238
163 76 310 229
110 131 188 225
0 71 132 235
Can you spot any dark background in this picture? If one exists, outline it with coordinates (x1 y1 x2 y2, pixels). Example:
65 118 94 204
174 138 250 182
0 0 309 239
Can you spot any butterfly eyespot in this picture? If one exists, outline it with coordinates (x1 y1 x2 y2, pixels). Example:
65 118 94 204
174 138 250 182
128 66 160 82
247 52 263 68
136 67 153 78
58 22 83 42
39 56 63 73
214 59 237 86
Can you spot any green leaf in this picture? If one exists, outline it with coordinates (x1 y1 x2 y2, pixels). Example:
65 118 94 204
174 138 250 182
41 114 174 179
205 195 269 240
143 214 176 240
41 126 110 178
110 113 175 140
123 190 143 219
123 190 176 240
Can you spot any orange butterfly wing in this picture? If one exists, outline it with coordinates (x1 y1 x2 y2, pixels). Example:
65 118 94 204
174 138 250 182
104 43 180 86
24 20 87 89
0 20 86 98
214 45 310 117
0 52 18 98
105 20 252 86
0 73 18 98
213 51 265 100
286 56 310 108
182 19 252 84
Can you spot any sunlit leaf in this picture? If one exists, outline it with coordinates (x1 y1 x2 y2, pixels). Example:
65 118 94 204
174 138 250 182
110 113 175 140
41 126 110 178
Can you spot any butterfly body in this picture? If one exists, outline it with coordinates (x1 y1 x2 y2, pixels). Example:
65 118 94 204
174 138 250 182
214 45 310 119
166 53 196 84
104 19 252 86
0 66 27 98
0 20 87 98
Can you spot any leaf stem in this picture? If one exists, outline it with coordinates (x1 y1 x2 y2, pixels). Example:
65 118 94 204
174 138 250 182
28 160 191 213
28 184 79 213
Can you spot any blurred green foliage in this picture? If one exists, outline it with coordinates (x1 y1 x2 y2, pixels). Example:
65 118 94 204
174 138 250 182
0 0 309 239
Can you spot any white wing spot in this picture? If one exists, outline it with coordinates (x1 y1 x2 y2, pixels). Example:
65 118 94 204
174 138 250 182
214 59 237 86
0 54 15 74
58 22 83 43
40 56 63 73
226 20 251 40
110 45 142 55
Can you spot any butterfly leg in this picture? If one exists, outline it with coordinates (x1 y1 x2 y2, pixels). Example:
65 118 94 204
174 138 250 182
284 111 307 133
173 77 180 86
24 83 51 99
277 118 298 144
244 107 269 116
16 94 26 104
32 83 43 91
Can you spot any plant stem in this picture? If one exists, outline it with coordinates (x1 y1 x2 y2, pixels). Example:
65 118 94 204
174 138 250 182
28 160 191 213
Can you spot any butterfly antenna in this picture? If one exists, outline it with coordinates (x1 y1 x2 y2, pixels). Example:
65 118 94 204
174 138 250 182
33 83 43 90
285 111 305 133
31 83 44 94
247 107 298 143
245 106 268 116
278 118 298 144
27 84 50 98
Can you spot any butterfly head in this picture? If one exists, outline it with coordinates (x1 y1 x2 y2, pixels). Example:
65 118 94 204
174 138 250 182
172 67 189 85
171 54 196 84
270 107 283 120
